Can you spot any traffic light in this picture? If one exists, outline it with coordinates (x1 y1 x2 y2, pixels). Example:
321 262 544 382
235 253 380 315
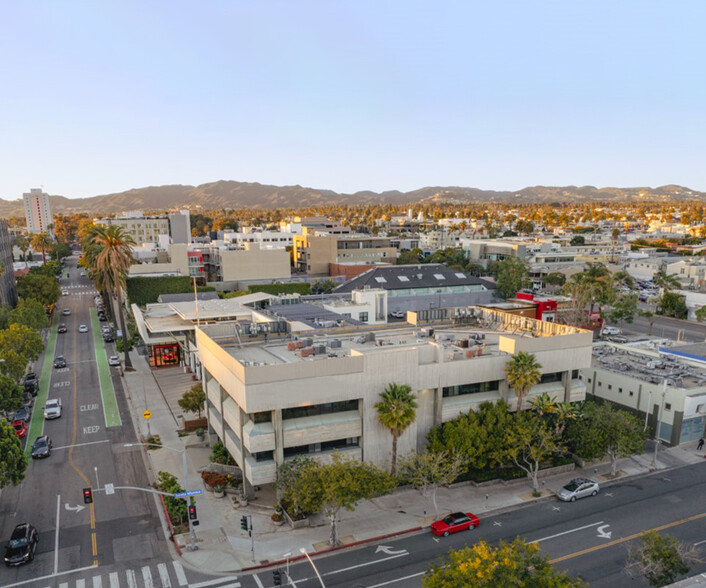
240 515 248 531
83 488 93 504
273 569 282 586
188 504 197 520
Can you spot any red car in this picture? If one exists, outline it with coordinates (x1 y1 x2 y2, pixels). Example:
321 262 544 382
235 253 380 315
12 420 27 438
430 512 479 537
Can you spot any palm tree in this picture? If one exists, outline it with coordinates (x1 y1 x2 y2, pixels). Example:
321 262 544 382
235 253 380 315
30 232 53 264
653 269 680 292
88 225 136 370
375 383 418 475
505 351 542 412
14 236 30 261
611 227 621 263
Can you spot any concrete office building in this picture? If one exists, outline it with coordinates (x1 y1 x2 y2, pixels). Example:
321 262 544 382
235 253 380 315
96 210 191 245
293 234 397 275
197 307 592 492
23 189 54 235
0 221 18 306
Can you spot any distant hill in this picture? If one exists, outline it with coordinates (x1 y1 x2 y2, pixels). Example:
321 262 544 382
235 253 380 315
0 181 703 217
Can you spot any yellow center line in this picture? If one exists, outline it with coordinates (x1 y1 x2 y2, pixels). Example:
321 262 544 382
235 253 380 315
549 511 706 564
66 315 99 562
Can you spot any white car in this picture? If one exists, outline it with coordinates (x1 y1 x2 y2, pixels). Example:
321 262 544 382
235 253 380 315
44 399 62 420
78 325 88 333
602 326 621 336
108 356 120 367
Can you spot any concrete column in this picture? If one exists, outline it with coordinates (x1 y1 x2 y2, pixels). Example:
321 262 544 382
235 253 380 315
238 406 255 499
358 399 365 461
433 387 443 426
273 408 284 469
562 370 571 404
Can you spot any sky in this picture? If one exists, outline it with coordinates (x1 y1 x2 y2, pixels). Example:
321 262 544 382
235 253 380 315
2 1 706 199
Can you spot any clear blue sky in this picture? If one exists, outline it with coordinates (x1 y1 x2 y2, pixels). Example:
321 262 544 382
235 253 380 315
2 1 705 199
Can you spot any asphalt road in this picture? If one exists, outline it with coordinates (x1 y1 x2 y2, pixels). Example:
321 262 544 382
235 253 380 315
241 461 706 588
0 258 177 587
618 313 706 343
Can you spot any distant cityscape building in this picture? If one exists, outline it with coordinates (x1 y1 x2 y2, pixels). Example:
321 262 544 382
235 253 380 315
0 220 18 307
95 210 191 245
23 188 54 235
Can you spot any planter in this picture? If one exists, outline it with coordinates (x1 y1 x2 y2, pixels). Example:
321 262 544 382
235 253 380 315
213 488 225 498
282 508 309 529
272 517 285 527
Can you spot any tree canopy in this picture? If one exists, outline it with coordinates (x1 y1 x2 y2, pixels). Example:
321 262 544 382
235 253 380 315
16 272 61 307
375 383 418 475
0 420 28 488
494 257 529 300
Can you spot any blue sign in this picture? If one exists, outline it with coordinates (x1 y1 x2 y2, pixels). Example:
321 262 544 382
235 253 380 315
173 489 203 498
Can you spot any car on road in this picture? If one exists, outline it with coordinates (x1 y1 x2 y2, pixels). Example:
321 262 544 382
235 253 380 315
11 420 26 438
31 436 52 459
13 407 30 422
57 324 67 334
556 478 600 502
78 325 88 333
602 326 621 336
61 290 68 296
3 523 38 566
53 356 67 369
43 399 62 420
108 356 120 367
388 311 405 319
430 512 480 537
98 313 107 322
103 333 114 342
80 271 86 277
23 373 38 397
62 308 71 316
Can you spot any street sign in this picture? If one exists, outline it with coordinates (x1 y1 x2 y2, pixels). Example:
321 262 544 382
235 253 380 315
173 489 203 498
142 410 152 420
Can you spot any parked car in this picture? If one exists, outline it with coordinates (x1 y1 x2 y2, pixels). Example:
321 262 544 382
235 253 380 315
103 334 114 343
12 420 26 438
98 314 107 322
44 399 62 420
78 325 88 333
430 512 480 537
62 308 71 316
13 407 30 422
388 311 405 319
31 436 52 459
602 326 621 336
4 523 38 566
23 373 37 387
108 356 120 367
57 324 67 334
80 271 86 277
556 478 600 502
53 356 67 369
23 379 38 397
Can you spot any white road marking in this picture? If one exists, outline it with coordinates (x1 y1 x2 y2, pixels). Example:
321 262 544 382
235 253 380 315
694 539 706 546
552 506 561 511
366 571 426 587
0 564 98 587
54 495 61 574
158 563 172 588
58 584 68 588
321 553 408 578
53 439 110 451
76 580 85 588
109 572 120 588
93 576 102 588
172 561 188 586
530 521 605 544
190 577 241 588
493 521 502 526
126 569 137 588
252 575 265 588
142 566 154 588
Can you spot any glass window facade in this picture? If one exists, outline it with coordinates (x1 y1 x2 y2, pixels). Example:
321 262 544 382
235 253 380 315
442 380 500 398
282 400 358 420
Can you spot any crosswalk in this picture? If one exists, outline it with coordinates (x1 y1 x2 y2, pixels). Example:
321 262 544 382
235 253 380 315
44 561 241 588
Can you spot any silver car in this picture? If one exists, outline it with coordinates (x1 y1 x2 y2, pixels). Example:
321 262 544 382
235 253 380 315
556 478 600 502
44 399 62 420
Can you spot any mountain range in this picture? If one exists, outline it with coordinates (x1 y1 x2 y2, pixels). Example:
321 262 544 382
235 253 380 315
1 181 703 217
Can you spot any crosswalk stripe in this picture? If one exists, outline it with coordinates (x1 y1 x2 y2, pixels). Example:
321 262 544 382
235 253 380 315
126 569 137 588
77 580 85 588
93 576 102 588
59 583 68 588
158 563 172 588
142 566 154 588
109 572 119 588
172 561 188 586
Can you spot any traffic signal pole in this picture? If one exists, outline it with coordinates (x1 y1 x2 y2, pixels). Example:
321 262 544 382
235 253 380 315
240 515 255 562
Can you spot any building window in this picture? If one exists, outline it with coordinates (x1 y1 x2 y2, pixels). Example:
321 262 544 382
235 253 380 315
665 403 672 411
571 369 579 379
252 412 271 424
282 400 358 420
629 391 634 397
540 372 563 384
442 380 500 398
359 312 369 322
283 437 359 458
619 387 623 393
598 381 602 387
587 378 592 383
252 450 274 462
608 385 612 390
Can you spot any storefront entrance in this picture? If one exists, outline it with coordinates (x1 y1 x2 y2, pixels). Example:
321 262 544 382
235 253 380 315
151 344 181 368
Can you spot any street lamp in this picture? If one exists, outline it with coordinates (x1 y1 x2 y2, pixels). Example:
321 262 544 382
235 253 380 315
124 442 197 551
299 548 326 588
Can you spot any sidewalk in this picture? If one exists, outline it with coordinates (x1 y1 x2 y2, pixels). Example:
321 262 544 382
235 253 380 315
120 349 706 574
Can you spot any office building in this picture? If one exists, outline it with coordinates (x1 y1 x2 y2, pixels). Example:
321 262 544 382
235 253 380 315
23 189 54 235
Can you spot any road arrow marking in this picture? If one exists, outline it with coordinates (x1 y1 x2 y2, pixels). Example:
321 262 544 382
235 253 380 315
494 521 502 527
375 545 407 556
605 492 613 497
597 524 612 539
553 506 561 511
64 503 86 513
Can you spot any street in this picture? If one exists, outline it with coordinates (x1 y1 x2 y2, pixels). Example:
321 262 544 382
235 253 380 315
618 311 706 343
240 461 706 588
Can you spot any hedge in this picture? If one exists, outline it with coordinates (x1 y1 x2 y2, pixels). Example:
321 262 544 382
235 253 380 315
247 283 311 296
126 276 215 305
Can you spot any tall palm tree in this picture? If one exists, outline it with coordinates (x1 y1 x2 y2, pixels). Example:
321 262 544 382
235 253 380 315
375 383 418 475
653 269 680 292
88 225 136 370
611 227 621 263
14 236 30 261
505 351 542 412
30 232 53 264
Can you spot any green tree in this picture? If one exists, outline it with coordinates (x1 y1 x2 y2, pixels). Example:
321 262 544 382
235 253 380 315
423 538 585 587
505 351 542 411
0 420 28 488
695 306 706 323
0 373 24 415
30 232 53 264
569 235 585 246
543 272 566 287
625 531 702 587
495 257 529 300
284 453 395 546
16 272 61 307
311 279 338 294
50 241 72 263
657 291 688 319
8 299 50 331
0 324 44 381
154 470 187 525
653 269 681 291
14 236 30 261
397 248 423 265
398 450 464 516
375 383 418 475
638 308 657 335
493 411 563 492
607 293 638 325
178 383 205 418
566 401 645 476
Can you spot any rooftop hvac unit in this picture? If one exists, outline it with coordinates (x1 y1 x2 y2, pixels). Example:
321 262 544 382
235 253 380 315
314 344 327 355
329 339 342 348
301 337 313 347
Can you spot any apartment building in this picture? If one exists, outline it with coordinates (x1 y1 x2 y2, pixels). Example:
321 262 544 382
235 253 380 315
293 234 397 275
197 307 592 492
0 221 18 306
584 342 706 445
96 210 190 245
23 188 54 235
461 239 529 264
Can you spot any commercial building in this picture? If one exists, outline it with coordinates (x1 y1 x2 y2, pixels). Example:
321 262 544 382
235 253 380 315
293 234 397 275
197 307 592 492
584 341 706 445
96 210 191 245
23 189 54 235
0 220 18 306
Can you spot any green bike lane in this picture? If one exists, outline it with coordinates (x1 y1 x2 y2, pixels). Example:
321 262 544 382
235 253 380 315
24 322 58 457
89 307 122 427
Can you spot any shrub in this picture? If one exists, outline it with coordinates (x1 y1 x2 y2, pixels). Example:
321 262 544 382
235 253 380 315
247 283 311 296
209 440 235 465
201 471 228 488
